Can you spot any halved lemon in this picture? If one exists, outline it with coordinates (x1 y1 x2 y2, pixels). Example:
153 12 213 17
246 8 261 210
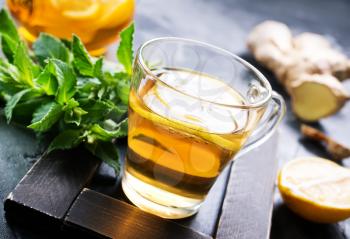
278 157 350 223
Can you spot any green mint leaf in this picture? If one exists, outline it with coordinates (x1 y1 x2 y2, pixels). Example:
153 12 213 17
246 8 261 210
12 97 50 124
90 124 114 141
118 118 128 135
110 105 127 121
111 72 130 104
117 80 130 105
0 61 21 94
80 99 113 123
61 39 72 49
1 35 15 62
90 118 128 141
93 57 103 79
97 87 106 99
28 101 63 132
4 89 32 123
0 10 20 61
35 62 58 96
63 98 80 110
86 141 120 174
117 23 134 75
0 81 20 95
33 33 70 65
102 71 121 85
72 35 94 76
64 110 81 126
114 72 129 80
0 60 20 82
49 59 77 104
64 106 87 126
0 61 23 95
76 77 101 97
0 10 20 42
14 42 37 87
48 129 83 152
74 106 88 115
62 99 86 126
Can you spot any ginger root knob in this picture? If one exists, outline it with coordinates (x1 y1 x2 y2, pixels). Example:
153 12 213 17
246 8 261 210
247 21 350 121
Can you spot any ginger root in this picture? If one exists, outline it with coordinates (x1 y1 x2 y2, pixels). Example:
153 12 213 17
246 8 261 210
301 124 350 160
248 21 350 121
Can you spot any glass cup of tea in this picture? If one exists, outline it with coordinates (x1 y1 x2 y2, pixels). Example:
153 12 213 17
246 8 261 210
122 37 286 219
6 0 134 55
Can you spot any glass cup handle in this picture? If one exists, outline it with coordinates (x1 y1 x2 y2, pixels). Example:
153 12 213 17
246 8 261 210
235 91 286 159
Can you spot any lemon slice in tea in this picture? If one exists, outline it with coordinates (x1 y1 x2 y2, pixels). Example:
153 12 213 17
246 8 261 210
130 68 252 151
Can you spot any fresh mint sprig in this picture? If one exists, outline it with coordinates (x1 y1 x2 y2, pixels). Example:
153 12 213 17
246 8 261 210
0 9 135 174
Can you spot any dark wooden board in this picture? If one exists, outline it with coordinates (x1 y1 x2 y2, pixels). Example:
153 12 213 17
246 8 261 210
64 188 211 239
216 135 278 239
4 148 100 229
2 120 277 239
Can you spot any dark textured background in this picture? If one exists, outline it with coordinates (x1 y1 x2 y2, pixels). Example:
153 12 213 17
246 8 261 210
1 0 350 238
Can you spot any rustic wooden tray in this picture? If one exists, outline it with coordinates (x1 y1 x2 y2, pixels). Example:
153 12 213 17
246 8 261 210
2 0 350 238
0 1 278 237
3 127 278 239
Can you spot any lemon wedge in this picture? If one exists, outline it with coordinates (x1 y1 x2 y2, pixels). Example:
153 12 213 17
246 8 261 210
278 157 350 223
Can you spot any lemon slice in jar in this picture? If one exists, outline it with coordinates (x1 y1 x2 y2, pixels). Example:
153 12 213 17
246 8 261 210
94 0 135 29
278 157 350 223
50 0 101 20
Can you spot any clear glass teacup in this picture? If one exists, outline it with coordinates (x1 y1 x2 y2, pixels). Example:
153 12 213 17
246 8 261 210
122 37 285 219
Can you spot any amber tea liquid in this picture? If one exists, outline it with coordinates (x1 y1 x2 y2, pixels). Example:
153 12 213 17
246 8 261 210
123 67 260 218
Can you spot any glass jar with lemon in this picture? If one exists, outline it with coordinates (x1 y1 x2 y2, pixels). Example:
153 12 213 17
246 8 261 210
7 0 135 55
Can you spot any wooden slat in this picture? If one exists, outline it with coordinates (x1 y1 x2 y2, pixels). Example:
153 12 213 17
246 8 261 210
4 148 100 229
215 134 278 239
64 188 211 239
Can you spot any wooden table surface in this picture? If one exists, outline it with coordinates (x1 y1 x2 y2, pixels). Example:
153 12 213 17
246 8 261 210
1 0 350 238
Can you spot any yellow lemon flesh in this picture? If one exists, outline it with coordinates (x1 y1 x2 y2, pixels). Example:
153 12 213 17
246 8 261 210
50 0 101 20
278 157 350 223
